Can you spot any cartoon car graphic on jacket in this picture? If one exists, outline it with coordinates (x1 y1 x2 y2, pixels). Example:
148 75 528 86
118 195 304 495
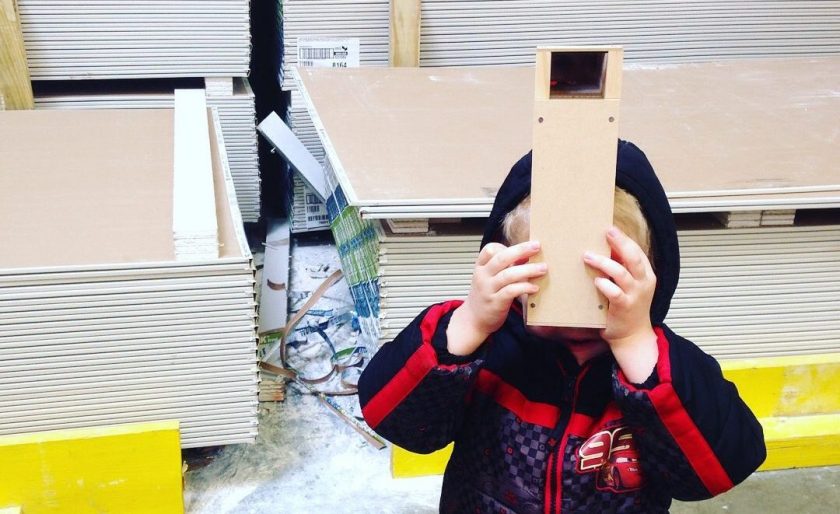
577 425 645 492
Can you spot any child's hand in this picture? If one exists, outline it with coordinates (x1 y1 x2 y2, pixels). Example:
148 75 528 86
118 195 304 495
447 241 547 356
584 227 659 382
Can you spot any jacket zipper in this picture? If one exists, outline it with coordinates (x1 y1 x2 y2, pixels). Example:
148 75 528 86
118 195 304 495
545 450 556 514
549 363 589 514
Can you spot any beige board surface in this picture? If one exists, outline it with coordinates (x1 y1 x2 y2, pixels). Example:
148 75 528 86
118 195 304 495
621 57 840 196
0 108 242 270
297 65 533 204
529 99 619 328
528 47 622 327
297 56 840 207
0 109 175 268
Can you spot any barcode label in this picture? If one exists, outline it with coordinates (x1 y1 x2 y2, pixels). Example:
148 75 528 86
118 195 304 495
300 48 333 60
297 37 360 69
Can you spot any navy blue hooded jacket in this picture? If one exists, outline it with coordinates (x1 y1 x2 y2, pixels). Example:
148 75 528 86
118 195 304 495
359 141 766 513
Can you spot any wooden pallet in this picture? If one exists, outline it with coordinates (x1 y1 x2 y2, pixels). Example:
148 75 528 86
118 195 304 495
0 0 33 109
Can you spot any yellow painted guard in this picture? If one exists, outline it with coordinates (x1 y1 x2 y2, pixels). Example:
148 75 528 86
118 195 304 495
391 353 840 477
0 421 184 513
392 444 453 478
720 353 840 418
760 414 840 470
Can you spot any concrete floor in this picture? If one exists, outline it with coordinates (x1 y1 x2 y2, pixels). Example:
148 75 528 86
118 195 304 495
672 466 839 513
184 388 839 514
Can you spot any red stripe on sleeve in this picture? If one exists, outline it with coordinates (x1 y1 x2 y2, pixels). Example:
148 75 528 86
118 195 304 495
624 327 734 495
474 369 560 428
361 301 462 428
362 343 438 428
420 300 463 342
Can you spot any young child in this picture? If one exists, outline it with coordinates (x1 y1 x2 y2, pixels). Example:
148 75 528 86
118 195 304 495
358 141 766 513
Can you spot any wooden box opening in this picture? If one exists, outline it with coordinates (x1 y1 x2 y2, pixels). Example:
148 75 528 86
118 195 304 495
549 51 608 98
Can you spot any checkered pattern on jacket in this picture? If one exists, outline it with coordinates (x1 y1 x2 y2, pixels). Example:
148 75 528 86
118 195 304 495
375 362 481 453
440 398 552 514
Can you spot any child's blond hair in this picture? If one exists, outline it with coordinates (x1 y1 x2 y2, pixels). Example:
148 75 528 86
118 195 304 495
501 188 653 263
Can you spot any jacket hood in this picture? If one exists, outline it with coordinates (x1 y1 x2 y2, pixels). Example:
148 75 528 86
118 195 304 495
480 140 680 324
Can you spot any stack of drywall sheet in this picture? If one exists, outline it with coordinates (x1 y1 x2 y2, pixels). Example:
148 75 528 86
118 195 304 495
288 86 340 233
280 0 389 89
377 219 840 359
281 0 389 232
291 173 331 232
289 90 325 164
323 162 382 341
377 221 482 345
669 221 840 358
419 0 840 67
32 80 260 222
0 107 258 448
281 0 388 155
18 0 251 80
205 82 261 222
375 217 840 358
299 57 840 357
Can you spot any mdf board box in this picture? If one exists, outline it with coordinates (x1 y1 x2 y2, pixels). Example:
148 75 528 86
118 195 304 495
528 47 623 328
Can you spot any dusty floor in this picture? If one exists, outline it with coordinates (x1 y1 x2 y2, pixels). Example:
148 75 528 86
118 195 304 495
184 239 839 513
184 391 441 513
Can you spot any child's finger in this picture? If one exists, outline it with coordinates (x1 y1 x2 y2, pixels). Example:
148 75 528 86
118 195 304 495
477 242 507 267
485 240 541 275
496 281 540 302
607 227 652 280
594 277 624 304
583 252 633 292
492 262 547 291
